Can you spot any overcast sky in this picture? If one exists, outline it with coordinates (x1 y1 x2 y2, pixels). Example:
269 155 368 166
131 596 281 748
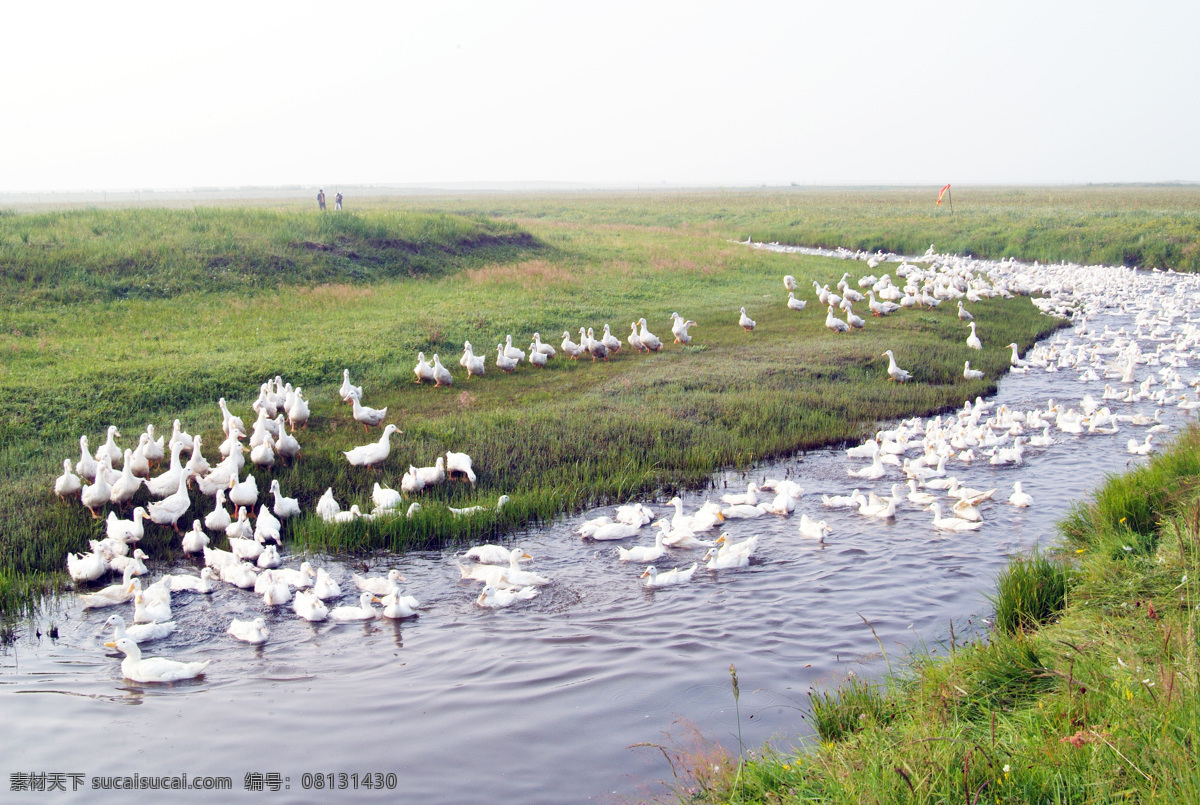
4 0 1197 192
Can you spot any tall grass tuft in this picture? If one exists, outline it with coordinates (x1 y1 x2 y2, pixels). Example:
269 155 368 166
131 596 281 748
808 676 894 742
990 552 1070 635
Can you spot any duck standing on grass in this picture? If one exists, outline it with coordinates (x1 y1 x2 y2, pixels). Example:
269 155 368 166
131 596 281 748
882 349 912 383
344 424 401 468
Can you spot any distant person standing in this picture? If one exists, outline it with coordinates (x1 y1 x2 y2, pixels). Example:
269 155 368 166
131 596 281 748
317 189 326 211
335 192 343 211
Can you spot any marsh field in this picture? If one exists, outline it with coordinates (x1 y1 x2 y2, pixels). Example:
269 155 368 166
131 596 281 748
2 185 1199 617
3 186 1200 802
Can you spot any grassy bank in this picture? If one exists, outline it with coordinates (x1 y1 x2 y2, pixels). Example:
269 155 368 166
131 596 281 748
418 185 1200 272
0 197 1067 621
691 427 1200 804
0 206 534 304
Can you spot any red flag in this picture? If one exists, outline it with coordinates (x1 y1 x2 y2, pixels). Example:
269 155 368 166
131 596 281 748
936 184 951 205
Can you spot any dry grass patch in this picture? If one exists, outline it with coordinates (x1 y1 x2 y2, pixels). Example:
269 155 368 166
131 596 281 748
294 284 378 303
466 259 574 289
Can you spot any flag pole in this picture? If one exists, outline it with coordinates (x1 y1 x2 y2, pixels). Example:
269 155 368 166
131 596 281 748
948 186 953 215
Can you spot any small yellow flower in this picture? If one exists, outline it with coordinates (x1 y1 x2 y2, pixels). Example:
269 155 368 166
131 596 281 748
1120 517 1127 523
1075 548 1086 554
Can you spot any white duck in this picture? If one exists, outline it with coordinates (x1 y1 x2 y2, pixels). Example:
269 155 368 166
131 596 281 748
461 343 487 378
496 344 520 373
653 518 716 549
147 474 191 532
107 507 148 544
80 464 112 518
476 584 539 608
431 354 453 387
704 546 749 570
343 424 401 468
502 335 526 363
269 479 301 519
227 617 270 645
638 318 663 351
166 567 217 594
721 482 761 507
1008 482 1033 508
94 425 122 466
78 566 139 608
586 328 609 361
670 313 697 344
110 637 209 683
311 568 342 600
601 324 622 354
109 548 149 577
75 435 98 482
315 487 341 522
105 613 175 644
640 563 698 587
380 585 420 619
825 304 850 334
275 561 315 589
256 543 282 569
145 442 186 499
340 368 363 400
372 482 402 513
738 307 756 331
184 435 210 478
882 350 912 382
132 590 172 624
561 330 585 359
786 292 806 312
349 392 388 431
445 451 477 486
287 389 310 430
798 514 832 542
587 521 644 541
616 531 667 563
204 489 232 533
715 533 758 560
626 322 645 353
963 361 984 380
463 543 530 565
413 353 435 384
352 568 407 596
329 591 380 622
55 459 83 501
965 321 982 350
293 590 329 622
822 489 863 509
929 502 983 532
218 397 246 436
220 561 258 590
848 455 887 480
249 434 276 470
532 332 557 358
108 451 143 506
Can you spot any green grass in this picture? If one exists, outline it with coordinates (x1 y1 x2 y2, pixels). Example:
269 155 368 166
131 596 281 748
0 206 535 304
0 191 1086 620
407 185 1200 272
686 425 1200 805
991 552 1071 635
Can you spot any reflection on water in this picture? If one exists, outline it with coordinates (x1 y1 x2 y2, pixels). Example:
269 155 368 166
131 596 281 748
4 254 1199 804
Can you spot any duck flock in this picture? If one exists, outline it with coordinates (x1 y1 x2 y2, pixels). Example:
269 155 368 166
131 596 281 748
48 241 1200 683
